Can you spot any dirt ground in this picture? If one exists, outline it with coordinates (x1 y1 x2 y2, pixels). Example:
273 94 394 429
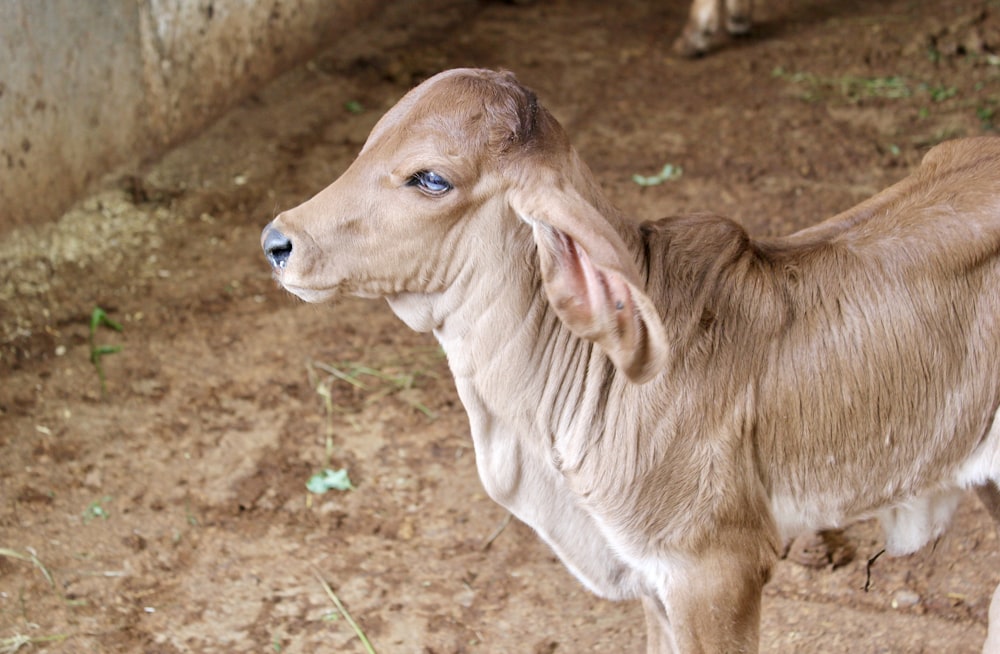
3 0 1000 651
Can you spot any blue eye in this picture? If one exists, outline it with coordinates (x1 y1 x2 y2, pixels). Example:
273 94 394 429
408 170 452 195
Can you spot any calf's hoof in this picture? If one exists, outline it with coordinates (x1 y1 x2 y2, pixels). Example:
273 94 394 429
672 30 711 58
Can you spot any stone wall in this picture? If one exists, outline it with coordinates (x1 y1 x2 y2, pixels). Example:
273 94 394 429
0 0 385 232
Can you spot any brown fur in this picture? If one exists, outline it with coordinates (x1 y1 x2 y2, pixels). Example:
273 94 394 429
262 69 1000 652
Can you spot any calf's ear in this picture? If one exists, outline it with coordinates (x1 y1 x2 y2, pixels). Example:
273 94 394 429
511 185 669 383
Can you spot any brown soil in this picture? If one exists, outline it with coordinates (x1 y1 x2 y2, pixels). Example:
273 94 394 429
3 0 1000 652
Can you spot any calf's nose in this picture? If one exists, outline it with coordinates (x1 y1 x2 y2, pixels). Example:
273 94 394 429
261 223 292 270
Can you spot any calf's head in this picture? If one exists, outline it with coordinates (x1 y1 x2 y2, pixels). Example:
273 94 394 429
261 68 668 382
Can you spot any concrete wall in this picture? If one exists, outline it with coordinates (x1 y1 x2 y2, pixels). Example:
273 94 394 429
0 0 386 233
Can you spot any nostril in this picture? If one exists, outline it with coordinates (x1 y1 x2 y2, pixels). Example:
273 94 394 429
262 227 293 270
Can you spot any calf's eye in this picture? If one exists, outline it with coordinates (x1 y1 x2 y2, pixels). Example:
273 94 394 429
407 170 453 196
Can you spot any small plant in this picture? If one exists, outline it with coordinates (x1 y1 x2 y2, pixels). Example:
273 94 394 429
1 633 69 653
82 496 112 523
927 85 958 102
301 350 445 497
305 468 355 494
978 105 997 131
772 67 912 103
185 499 199 527
0 547 55 586
308 356 439 420
89 307 123 396
632 163 683 187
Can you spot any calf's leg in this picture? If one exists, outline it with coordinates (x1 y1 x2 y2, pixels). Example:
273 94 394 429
724 0 753 34
673 0 754 57
987 584 1000 654
673 0 721 57
978 482 1000 653
642 595 677 654
644 538 775 653
976 480 1000 524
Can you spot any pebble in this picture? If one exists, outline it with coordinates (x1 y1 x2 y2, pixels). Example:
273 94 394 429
891 589 921 609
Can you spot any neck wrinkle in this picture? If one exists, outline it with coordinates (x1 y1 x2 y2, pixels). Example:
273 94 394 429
419 245 608 448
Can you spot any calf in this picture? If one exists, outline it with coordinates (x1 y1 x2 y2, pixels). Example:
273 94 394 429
262 68 1000 652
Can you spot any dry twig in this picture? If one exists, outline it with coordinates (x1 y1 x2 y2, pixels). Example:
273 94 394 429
482 512 514 551
312 567 377 654
864 548 886 592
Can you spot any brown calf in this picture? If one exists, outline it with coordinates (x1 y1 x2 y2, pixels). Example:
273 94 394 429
262 69 1000 652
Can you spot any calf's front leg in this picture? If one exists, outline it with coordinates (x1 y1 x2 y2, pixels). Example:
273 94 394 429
642 595 677 653
978 482 1000 653
643 537 775 653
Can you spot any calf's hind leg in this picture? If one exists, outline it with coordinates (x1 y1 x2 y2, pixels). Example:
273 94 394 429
673 0 754 57
673 0 721 57
976 480 1000 524
725 0 753 35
